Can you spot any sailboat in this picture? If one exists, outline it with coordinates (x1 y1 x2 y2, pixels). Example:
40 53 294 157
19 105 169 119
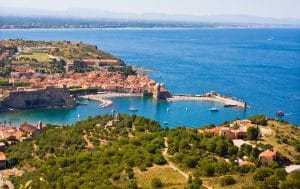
77 113 80 118
129 107 138 112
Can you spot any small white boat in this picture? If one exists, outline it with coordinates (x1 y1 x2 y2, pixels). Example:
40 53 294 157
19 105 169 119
167 108 170 112
185 107 189 111
163 121 168 125
209 107 219 112
8 108 14 111
129 107 138 112
77 114 80 118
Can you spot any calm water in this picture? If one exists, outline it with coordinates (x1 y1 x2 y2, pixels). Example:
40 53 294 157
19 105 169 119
0 28 299 127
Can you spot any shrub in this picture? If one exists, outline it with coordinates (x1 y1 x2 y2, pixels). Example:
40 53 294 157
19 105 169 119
252 167 274 181
238 165 256 173
248 115 267 126
140 164 147 171
202 165 215 177
220 176 236 186
188 177 202 189
151 178 163 188
274 168 287 180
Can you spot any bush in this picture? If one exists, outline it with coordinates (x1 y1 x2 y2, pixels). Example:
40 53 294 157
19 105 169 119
248 115 267 126
253 167 274 181
238 165 256 173
140 164 147 171
220 176 236 186
151 178 163 188
274 168 287 180
202 165 215 177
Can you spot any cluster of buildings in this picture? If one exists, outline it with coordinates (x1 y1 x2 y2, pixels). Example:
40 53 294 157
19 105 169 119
0 121 45 169
200 119 279 166
7 70 169 97
199 119 255 140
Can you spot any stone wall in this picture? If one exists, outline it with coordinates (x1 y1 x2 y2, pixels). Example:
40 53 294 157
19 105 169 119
0 86 76 111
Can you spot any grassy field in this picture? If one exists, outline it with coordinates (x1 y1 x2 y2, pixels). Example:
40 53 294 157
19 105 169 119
259 120 300 163
135 165 187 189
18 52 49 62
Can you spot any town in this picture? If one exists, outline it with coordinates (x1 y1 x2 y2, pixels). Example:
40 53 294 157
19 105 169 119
0 39 170 111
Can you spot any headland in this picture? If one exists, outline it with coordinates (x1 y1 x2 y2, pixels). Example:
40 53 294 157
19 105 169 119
0 39 170 111
0 39 246 113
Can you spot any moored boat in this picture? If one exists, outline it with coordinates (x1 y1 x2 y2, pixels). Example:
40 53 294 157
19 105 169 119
129 107 138 112
209 107 219 112
276 111 284 116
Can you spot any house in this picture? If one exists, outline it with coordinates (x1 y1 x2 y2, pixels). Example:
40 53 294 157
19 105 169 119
0 152 6 169
259 149 277 164
237 158 255 166
0 127 23 141
19 121 44 138
199 119 255 140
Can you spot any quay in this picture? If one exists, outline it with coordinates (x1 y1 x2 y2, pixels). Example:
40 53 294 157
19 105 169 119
167 91 247 109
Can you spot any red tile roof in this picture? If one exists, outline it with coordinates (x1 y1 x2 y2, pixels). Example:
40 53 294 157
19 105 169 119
0 152 6 161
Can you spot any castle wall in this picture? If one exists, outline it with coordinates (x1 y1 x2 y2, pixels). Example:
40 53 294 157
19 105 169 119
0 86 75 110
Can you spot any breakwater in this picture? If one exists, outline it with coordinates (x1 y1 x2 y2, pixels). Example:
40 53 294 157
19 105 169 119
168 91 247 109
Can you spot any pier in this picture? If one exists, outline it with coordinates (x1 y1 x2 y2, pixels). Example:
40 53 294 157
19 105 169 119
167 91 247 109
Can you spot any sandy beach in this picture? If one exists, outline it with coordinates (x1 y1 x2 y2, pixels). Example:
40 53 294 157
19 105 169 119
80 92 142 108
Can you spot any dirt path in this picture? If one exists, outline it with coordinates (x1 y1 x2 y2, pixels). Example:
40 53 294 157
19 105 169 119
83 133 94 148
162 137 213 189
162 137 189 179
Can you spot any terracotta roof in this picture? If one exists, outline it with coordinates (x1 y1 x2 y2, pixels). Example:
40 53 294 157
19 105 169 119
20 122 37 134
239 160 255 166
0 152 6 161
259 149 277 158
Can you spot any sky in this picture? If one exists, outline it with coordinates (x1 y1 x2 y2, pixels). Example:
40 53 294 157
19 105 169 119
1 0 300 19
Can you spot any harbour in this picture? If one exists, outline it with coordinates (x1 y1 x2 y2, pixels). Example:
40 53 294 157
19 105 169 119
0 28 299 126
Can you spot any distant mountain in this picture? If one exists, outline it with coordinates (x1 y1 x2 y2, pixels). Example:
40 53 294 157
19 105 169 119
1 7 300 26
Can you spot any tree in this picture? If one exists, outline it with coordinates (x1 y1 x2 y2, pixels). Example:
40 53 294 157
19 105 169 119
248 115 267 126
253 167 274 181
202 164 215 177
247 127 259 140
151 178 163 188
188 177 202 189
216 140 228 156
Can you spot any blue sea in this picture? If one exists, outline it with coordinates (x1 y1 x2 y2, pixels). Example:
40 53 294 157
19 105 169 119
0 28 299 128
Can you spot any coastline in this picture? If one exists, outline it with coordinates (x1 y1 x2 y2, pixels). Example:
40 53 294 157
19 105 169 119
80 92 143 108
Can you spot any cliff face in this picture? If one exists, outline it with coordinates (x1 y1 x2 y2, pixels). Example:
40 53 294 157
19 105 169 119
0 86 76 110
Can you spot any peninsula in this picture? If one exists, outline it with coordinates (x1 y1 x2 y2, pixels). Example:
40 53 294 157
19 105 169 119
0 39 246 112
0 39 170 111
